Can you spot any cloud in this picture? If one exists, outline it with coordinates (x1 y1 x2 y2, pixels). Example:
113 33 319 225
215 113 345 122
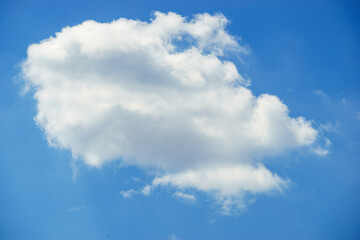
141 185 152 196
313 89 327 98
153 164 288 195
311 124 333 157
153 164 288 214
23 11 319 213
63 205 86 213
319 122 337 133
312 147 329 156
120 189 135 198
173 192 196 202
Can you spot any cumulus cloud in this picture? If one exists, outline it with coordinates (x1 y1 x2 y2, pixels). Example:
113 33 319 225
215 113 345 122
23 11 319 213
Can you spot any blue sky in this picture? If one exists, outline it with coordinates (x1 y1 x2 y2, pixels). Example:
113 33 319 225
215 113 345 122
0 0 359 239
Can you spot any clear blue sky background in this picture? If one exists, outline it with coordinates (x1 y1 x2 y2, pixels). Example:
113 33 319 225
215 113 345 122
0 0 359 239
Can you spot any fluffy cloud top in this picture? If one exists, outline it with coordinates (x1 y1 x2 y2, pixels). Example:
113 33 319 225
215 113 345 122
22 12 318 213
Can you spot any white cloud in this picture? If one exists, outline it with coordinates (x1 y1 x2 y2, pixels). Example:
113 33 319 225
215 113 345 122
173 192 196 202
311 138 331 157
153 164 288 195
312 147 329 156
120 189 135 198
153 164 288 214
324 137 331 148
63 205 86 212
319 122 337 133
141 185 151 196
311 125 332 157
23 11 320 214
314 89 327 98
